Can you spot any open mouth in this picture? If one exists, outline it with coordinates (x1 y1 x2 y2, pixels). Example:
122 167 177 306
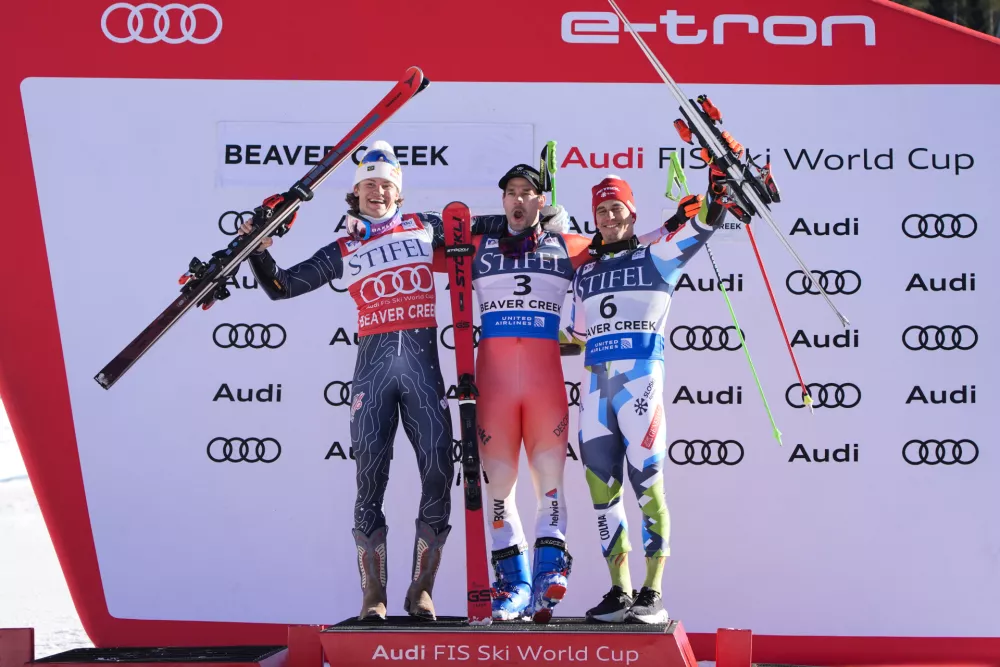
512 208 525 222
368 197 386 207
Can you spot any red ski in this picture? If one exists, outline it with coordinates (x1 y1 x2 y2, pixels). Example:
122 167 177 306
442 201 492 626
95 66 430 390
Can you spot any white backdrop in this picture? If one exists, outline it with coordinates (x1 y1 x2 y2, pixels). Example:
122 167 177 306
20 76 1000 637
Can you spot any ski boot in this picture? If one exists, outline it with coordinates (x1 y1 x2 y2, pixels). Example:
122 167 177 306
529 537 572 624
627 587 669 624
403 519 451 621
586 585 634 623
490 544 532 621
352 525 388 621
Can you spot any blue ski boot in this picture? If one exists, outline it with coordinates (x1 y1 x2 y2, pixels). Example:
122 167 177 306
530 537 572 623
490 544 531 621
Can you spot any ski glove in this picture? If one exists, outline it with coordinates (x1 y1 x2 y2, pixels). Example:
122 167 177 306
663 194 704 233
539 205 569 233
698 131 752 223
345 214 368 240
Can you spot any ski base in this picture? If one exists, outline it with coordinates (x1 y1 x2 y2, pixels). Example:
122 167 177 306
443 201 492 626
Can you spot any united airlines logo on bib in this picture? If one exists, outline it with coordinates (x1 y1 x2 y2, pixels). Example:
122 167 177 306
481 308 561 340
486 238 499 249
578 252 671 365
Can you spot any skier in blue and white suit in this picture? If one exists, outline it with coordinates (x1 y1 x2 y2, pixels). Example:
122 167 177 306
566 167 729 625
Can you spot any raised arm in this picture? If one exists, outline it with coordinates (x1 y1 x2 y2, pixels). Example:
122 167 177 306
644 194 727 288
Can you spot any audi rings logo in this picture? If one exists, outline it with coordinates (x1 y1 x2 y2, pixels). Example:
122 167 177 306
213 323 286 349
360 266 433 304
324 381 352 406
218 210 254 236
786 270 861 296
902 214 977 239
786 383 861 409
902 439 978 465
669 439 744 466
102 3 222 44
207 437 281 463
902 325 977 351
670 326 743 351
565 382 581 407
440 324 482 350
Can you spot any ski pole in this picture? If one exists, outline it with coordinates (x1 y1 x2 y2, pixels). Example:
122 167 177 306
666 151 784 444
607 0 849 329
541 139 558 206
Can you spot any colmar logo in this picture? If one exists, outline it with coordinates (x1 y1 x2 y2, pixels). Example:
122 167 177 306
561 11 875 47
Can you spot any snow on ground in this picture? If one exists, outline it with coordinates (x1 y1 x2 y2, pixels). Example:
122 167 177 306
0 400 93 657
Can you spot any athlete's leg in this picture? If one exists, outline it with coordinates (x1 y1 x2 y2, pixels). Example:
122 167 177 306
521 339 571 622
349 331 401 621
396 327 455 620
579 362 634 622
476 338 530 620
615 359 670 624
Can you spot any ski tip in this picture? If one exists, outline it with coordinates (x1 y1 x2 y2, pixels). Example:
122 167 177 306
404 65 431 92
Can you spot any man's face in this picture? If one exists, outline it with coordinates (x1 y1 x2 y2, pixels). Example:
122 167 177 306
595 199 634 243
502 177 545 232
355 178 399 218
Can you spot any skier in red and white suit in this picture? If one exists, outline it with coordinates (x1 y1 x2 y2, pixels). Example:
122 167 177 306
466 164 592 623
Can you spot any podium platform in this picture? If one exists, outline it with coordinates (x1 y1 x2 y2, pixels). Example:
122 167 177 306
2 621 754 667
318 616 698 667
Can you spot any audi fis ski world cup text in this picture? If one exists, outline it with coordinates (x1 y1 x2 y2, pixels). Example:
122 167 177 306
370 642 641 664
554 142 974 176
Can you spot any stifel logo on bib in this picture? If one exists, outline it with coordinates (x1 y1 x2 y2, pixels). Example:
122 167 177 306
338 214 438 336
